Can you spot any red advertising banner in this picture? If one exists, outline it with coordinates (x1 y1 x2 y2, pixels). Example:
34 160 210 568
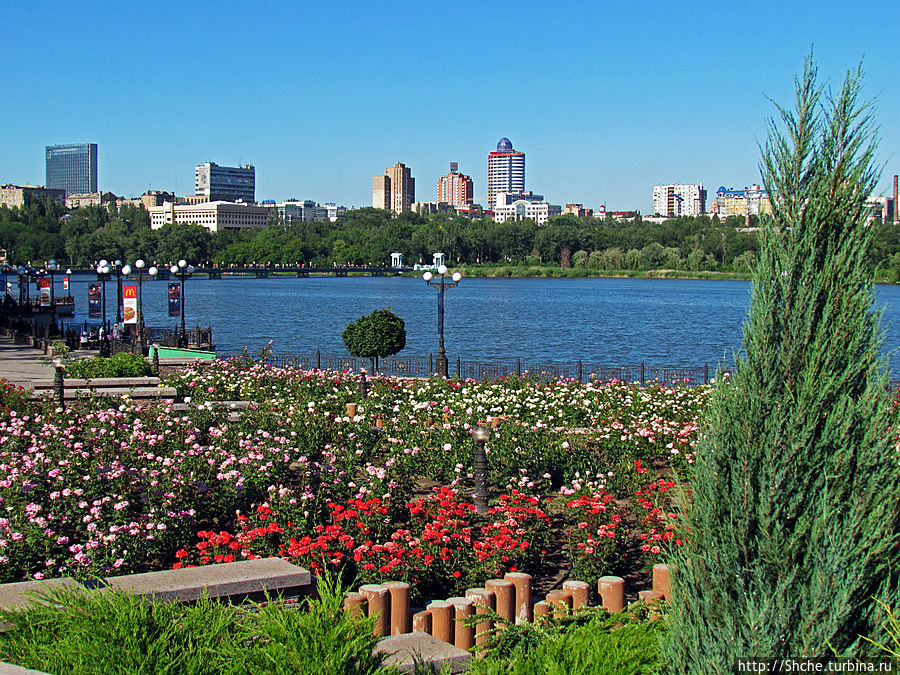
39 278 51 307
123 285 138 324
63 276 69 291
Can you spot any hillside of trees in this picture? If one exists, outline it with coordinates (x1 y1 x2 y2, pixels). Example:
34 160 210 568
3 198 900 279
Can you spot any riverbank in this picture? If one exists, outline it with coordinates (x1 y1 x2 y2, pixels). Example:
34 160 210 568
456 265 898 284
457 265 753 281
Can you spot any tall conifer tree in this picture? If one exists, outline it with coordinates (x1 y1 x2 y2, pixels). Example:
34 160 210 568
665 58 900 671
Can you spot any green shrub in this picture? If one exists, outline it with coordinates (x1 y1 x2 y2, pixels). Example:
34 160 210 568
65 352 152 378
468 607 665 675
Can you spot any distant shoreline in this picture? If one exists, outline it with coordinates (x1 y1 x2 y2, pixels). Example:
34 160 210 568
456 266 897 285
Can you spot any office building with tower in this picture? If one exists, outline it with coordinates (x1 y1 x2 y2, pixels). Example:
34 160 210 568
373 162 415 214
195 162 256 202
45 143 98 196
487 138 525 209
437 162 474 207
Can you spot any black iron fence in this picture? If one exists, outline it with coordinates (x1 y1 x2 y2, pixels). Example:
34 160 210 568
216 351 721 386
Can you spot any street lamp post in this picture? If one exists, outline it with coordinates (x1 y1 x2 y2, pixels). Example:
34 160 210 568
423 264 462 378
169 259 194 347
113 259 123 324
96 260 111 356
47 259 58 335
472 425 491 514
127 259 158 350
15 266 26 308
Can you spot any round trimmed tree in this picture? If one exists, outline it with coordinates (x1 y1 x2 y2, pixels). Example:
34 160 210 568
342 309 406 373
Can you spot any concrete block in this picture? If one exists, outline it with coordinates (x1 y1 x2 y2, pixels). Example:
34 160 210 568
375 632 472 674
0 662 52 675
102 558 311 604
0 577 82 611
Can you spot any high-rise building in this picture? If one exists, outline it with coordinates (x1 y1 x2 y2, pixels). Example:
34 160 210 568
487 138 525 209
372 162 415 214
45 143 98 196
437 162 474 207
195 162 255 202
652 183 707 217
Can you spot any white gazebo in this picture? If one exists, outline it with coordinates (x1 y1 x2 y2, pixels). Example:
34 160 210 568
391 252 403 268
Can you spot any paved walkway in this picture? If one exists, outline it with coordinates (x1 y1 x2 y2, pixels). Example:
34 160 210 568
0 336 90 388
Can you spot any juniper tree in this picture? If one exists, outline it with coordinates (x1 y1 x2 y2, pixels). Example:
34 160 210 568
665 59 900 671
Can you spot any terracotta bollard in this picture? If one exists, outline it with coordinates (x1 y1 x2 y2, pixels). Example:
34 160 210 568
638 590 665 620
449 596 475 651
638 590 664 603
562 580 591 610
545 590 572 618
533 600 551 621
485 579 515 626
412 610 432 634
652 563 671 602
359 584 390 637
504 572 533 624
465 588 495 650
345 402 357 419
428 600 455 644
343 591 367 620
598 576 625 613
382 581 411 635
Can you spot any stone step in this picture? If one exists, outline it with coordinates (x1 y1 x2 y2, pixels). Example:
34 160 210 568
30 377 161 388
374 632 472 674
30 386 177 400
0 559 313 612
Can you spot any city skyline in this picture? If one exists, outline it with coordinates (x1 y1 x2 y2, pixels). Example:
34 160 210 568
2 1 898 212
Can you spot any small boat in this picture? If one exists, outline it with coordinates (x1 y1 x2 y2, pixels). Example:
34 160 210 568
148 345 216 360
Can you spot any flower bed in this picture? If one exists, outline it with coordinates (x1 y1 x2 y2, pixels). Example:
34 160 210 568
0 358 707 592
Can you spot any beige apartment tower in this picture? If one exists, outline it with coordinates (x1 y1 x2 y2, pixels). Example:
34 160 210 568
373 162 415 214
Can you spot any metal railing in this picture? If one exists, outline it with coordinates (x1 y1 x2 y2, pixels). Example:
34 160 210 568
215 351 718 386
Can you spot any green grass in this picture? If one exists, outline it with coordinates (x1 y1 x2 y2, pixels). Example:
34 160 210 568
0 578 394 675
460 606 666 675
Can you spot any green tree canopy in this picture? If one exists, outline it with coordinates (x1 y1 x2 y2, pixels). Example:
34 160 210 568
341 309 406 372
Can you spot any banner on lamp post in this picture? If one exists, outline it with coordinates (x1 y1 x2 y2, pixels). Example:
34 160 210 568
63 276 69 291
39 278 50 307
123 285 137 325
88 284 101 318
168 283 181 317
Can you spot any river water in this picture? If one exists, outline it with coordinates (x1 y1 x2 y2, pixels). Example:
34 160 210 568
46 275 900 371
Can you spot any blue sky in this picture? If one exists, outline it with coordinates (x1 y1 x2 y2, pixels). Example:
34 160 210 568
2 0 897 212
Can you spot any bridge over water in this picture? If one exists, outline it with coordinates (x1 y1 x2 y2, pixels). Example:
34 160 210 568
63 265 419 280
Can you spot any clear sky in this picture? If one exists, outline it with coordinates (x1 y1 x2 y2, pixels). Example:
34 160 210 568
2 0 897 212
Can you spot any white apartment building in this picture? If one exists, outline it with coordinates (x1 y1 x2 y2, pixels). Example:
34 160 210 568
652 184 707 217
491 192 561 225
148 201 269 232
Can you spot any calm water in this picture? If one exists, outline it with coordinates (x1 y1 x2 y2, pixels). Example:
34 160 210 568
46 275 900 369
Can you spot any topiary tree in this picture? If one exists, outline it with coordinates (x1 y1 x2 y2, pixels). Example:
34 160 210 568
341 308 406 373
665 58 900 670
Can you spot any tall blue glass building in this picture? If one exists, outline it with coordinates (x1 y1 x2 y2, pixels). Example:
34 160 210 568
45 143 98 196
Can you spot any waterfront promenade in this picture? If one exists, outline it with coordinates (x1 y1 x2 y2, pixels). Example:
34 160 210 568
0 336 90 388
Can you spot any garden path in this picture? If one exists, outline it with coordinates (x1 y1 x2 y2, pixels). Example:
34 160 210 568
0 337 90 388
